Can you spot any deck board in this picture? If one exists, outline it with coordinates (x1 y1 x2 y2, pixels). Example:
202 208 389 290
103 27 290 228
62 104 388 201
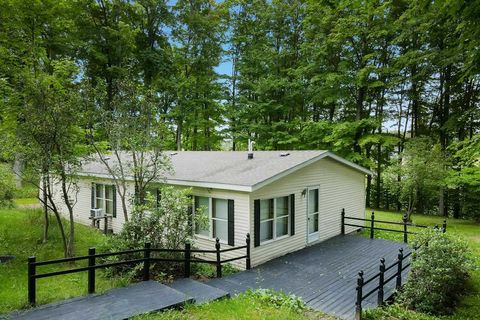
10 281 193 320
208 234 411 319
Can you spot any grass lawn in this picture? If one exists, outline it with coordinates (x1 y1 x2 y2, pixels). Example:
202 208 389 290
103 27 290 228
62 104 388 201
365 209 480 320
134 292 335 320
0 208 128 314
13 198 39 206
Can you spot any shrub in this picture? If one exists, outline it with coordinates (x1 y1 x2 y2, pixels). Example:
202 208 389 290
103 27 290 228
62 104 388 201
398 229 475 315
364 304 437 320
245 289 306 313
0 163 16 207
99 186 207 279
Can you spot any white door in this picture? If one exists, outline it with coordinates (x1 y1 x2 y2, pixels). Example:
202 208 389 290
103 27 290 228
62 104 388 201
307 187 320 243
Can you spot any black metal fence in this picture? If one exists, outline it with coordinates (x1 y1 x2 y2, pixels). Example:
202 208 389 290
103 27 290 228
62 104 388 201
347 211 447 320
341 209 447 243
354 247 413 320
27 234 251 306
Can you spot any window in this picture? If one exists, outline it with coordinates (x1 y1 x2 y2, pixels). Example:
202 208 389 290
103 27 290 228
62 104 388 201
195 196 210 237
260 196 290 243
194 196 232 243
308 189 319 234
144 188 160 207
93 184 115 217
212 199 228 240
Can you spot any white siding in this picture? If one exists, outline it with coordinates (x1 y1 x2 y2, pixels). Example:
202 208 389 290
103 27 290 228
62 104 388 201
50 156 366 269
250 157 366 266
51 178 250 269
189 187 250 269
50 178 135 233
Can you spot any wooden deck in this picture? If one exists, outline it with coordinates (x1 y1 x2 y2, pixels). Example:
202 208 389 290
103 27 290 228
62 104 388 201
208 234 411 319
8 235 409 320
9 281 193 320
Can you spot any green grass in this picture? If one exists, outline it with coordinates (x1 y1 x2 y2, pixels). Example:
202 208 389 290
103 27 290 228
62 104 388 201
14 184 38 199
134 293 334 320
365 209 480 320
0 208 128 314
13 198 39 206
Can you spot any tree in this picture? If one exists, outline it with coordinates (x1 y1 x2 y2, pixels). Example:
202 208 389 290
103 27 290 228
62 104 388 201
384 137 447 219
17 60 86 257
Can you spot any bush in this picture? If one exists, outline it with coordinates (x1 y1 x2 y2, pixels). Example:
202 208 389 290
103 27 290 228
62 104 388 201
244 289 306 313
364 304 437 320
398 229 475 315
99 186 207 279
0 163 16 207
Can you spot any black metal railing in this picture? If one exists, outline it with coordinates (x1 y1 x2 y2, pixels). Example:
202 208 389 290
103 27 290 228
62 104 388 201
27 234 251 306
341 209 447 243
353 241 430 320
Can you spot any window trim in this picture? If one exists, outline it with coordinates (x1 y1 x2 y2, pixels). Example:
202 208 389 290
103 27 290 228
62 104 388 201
193 196 231 244
259 195 291 245
93 183 115 217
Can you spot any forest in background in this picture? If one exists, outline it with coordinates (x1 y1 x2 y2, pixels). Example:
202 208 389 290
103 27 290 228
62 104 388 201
0 0 479 221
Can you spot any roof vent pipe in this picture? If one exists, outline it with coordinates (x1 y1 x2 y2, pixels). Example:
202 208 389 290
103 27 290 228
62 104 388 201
248 139 255 159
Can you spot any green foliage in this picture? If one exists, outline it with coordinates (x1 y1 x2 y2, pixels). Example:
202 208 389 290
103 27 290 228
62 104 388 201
244 289 306 313
0 208 127 313
364 304 438 320
398 229 475 315
191 262 239 279
384 137 447 216
0 163 15 208
447 134 480 220
99 186 207 279
134 290 332 320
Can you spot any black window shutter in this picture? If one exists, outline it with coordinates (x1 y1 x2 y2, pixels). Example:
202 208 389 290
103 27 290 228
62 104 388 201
112 185 117 218
187 195 193 233
254 199 260 247
91 183 96 209
228 199 235 246
290 194 295 236
156 188 161 207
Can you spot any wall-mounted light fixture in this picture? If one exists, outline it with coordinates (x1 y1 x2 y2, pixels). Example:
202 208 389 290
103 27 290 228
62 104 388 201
301 188 307 198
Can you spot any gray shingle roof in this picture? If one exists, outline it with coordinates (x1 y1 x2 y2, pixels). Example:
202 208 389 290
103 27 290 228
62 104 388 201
80 150 371 192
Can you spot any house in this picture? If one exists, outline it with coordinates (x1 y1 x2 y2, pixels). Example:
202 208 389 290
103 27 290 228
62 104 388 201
52 150 372 267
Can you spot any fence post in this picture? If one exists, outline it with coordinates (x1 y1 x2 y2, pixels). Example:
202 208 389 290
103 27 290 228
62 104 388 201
396 248 404 290
246 233 251 270
377 258 385 306
88 248 96 294
442 220 447 233
143 242 151 281
341 208 345 235
184 241 191 278
370 211 375 239
28 256 36 306
402 214 408 243
355 271 364 320
215 238 222 278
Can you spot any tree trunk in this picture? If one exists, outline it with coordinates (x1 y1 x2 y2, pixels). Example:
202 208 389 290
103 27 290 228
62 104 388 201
42 175 49 243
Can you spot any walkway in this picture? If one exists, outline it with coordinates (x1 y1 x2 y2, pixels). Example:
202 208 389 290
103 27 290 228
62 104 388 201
9 280 228 320
9 234 409 320
208 234 410 319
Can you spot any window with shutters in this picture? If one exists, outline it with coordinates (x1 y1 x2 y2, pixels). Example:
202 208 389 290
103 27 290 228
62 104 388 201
260 196 290 243
194 196 232 243
94 184 115 216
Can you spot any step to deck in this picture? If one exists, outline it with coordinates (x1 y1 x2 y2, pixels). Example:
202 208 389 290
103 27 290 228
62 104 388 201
9 281 193 320
167 278 230 304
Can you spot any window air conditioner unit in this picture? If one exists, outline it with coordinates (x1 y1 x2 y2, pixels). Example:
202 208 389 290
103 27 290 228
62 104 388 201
90 208 103 218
